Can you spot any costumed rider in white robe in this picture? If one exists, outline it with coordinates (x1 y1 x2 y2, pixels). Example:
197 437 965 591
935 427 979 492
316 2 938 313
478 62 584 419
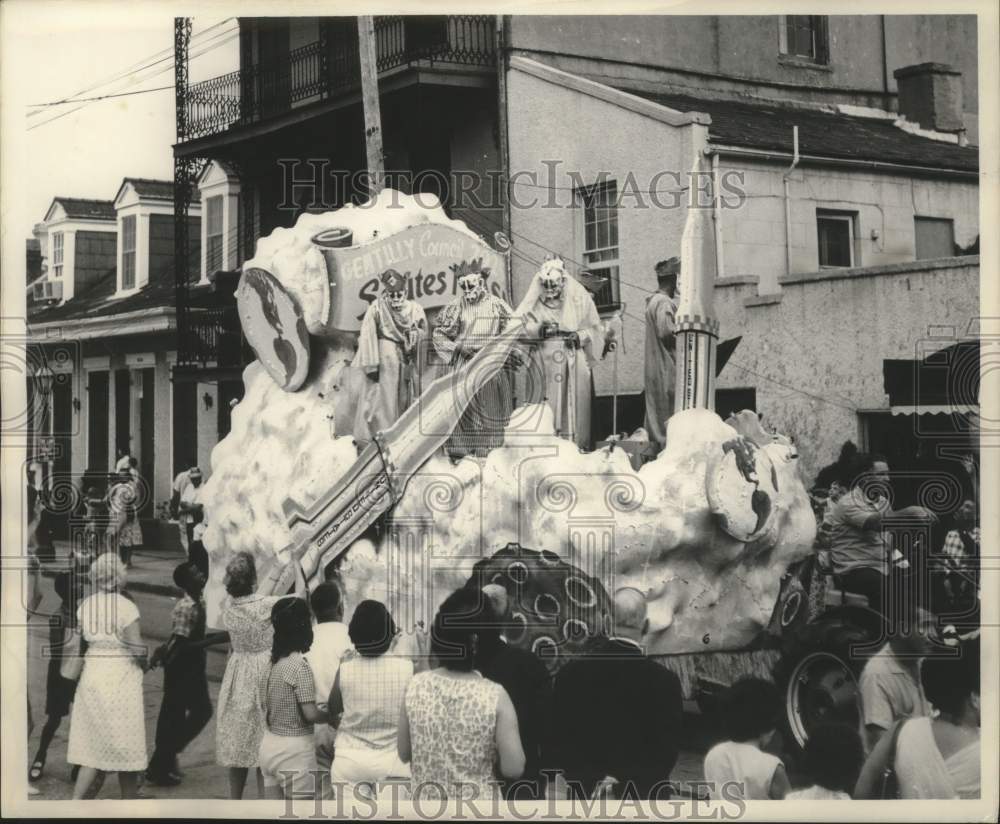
432 259 517 458
514 257 615 449
643 257 679 451
352 268 427 446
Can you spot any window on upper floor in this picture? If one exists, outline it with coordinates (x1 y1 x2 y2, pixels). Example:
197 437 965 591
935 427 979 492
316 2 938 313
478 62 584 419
52 232 64 278
206 195 224 274
817 210 857 268
122 215 137 289
914 216 956 260
578 179 620 311
779 15 829 65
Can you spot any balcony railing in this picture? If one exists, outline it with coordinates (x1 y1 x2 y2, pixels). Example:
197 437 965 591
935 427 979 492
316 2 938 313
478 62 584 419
182 16 496 142
183 306 254 369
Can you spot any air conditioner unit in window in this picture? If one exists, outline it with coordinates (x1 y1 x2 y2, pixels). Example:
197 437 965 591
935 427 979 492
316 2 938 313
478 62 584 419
32 279 63 303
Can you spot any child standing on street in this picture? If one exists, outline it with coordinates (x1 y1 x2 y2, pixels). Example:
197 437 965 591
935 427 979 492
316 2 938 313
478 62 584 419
703 678 791 800
29 570 85 783
146 563 213 786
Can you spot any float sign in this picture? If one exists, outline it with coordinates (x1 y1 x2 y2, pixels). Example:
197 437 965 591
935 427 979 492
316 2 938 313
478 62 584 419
313 224 508 333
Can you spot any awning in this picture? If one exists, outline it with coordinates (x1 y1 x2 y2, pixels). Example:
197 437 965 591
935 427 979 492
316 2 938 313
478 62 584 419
889 404 967 416
883 339 979 412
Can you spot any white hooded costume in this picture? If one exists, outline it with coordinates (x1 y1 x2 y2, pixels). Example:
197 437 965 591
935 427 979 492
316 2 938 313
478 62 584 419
514 258 610 449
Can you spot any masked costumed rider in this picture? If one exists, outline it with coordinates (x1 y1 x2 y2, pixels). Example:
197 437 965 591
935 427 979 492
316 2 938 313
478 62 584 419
514 257 613 449
352 268 427 446
433 259 517 457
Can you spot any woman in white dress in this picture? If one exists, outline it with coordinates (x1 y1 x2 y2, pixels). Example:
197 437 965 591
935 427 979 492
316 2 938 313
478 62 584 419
67 553 149 799
855 642 980 799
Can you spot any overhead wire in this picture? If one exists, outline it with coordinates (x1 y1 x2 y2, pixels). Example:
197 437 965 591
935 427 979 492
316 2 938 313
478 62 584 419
26 25 239 131
27 18 235 112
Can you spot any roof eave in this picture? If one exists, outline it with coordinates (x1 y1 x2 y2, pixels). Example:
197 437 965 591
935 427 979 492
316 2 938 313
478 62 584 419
706 143 978 180
26 306 177 339
510 55 711 128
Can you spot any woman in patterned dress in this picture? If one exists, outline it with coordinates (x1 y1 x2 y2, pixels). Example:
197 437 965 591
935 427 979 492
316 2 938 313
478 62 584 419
215 552 307 799
398 587 525 800
106 469 143 568
67 553 149 799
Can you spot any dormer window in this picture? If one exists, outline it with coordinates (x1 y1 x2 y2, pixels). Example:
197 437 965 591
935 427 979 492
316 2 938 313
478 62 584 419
52 232 64 279
38 198 117 303
122 216 137 290
113 178 200 295
197 161 240 280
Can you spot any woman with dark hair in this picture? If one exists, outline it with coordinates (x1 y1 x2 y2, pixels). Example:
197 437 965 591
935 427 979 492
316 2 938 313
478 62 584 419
259 597 328 799
785 723 863 799
215 552 307 799
703 678 791 800
398 587 525 800
856 643 980 799
328 600 413 798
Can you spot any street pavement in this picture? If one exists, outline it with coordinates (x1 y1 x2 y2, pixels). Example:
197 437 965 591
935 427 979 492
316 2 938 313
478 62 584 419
24 542 707 801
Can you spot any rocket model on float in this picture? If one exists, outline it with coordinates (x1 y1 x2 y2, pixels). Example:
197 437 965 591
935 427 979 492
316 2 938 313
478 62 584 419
673 151 720 413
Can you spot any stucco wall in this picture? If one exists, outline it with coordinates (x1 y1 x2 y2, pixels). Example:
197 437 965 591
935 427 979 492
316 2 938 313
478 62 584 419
719 158 979 292
507 65 697 396
508 15 978 128
714 256 979 483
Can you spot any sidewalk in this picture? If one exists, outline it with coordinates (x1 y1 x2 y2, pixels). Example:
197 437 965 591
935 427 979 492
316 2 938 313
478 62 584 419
44 537 186 599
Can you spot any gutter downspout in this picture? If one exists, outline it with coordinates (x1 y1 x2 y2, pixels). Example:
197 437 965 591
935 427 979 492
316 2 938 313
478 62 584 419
710 150 725 280
782 125 800 280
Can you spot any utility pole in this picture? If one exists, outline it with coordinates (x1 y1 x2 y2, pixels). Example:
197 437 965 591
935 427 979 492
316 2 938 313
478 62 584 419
357 16 385 196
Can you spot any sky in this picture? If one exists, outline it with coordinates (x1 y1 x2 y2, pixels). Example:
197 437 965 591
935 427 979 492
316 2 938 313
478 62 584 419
2 4 239 240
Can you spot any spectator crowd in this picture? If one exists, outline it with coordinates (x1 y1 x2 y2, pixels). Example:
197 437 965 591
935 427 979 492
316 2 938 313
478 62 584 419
24 442 981 804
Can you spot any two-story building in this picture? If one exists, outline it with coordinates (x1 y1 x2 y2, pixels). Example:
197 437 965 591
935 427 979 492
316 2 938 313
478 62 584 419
171 14 981 485
25 179 226 537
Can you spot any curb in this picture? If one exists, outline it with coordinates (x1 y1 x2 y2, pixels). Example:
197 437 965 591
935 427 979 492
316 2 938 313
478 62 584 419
42 566 184 598
129 581 184 598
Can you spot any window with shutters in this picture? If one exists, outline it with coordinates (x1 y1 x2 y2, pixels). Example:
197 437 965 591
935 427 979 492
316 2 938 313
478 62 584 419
206 195 224 274
52 232 64 278
122 215 136 289
779 16 830 64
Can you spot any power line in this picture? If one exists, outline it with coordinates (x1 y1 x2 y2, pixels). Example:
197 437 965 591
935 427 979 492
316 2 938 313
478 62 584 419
26 30 238 131
28 85 176 108
27 18 234 113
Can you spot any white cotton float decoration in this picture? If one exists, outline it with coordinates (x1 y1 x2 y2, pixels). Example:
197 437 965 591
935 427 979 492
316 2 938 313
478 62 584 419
200 190 816 662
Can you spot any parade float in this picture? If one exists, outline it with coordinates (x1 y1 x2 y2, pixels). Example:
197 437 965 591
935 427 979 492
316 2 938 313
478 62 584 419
199 175 862 746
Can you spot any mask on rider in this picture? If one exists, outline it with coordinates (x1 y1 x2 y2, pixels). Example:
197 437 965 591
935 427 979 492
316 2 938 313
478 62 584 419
540 273 565 305
386 290 406 311
458 274 485 304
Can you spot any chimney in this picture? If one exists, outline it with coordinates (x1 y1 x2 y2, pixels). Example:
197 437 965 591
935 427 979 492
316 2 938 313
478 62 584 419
893 62 965 134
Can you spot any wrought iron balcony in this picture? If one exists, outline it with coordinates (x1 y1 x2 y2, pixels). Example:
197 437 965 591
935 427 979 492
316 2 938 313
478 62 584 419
180 305 254 370
181 16 496 143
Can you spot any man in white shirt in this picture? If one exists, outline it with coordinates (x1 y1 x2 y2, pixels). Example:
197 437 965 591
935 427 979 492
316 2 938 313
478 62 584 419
177 467 204 555
306 581 352 779
858 606 936 753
